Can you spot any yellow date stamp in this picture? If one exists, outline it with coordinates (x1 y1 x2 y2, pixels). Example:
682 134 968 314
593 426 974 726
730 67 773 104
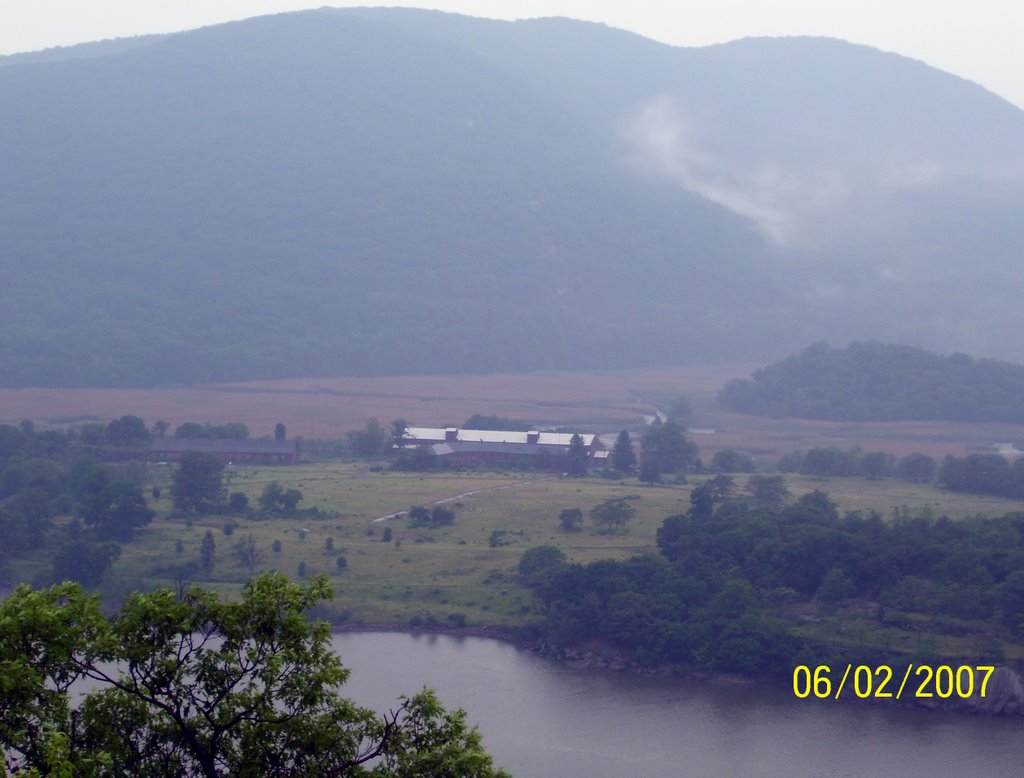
792 664 995 701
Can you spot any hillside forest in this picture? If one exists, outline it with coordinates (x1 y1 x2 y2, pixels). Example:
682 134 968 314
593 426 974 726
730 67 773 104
3 10 1024 386
718 341 1024 423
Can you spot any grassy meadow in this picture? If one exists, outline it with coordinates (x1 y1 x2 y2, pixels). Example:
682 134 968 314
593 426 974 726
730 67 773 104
9 363 1024 660
43 461 1024 635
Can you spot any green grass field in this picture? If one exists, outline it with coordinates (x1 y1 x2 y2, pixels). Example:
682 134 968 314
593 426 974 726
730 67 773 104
66 462 1024 637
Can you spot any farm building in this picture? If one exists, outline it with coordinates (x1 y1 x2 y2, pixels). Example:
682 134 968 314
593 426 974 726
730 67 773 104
398 427 607 469
149 438 299 465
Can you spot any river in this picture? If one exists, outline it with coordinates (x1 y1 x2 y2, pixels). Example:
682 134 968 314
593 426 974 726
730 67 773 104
331 631 1024 778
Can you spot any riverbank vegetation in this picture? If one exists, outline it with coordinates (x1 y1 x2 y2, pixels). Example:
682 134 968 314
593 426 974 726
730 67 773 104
6 414 1024 686
524 490 1024 677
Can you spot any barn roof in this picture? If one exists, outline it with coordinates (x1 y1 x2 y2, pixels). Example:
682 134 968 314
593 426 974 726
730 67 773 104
402 427 598 447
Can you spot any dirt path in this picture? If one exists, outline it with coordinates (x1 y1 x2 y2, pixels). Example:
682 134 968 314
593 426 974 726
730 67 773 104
370 475 557 523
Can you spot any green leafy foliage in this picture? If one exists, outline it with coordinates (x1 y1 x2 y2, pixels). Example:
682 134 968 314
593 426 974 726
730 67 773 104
104 415 150 447
170 452 225 512
780 446 911 480
199 530 216 575
638 459 661 485
564 433 588 477
610 431 636 474
939 454 1024 498
720 341 1024 422
589 497 636 533
231 533 265 572
409 505 455 528
258 481 304 513
558 507 583 531
709 449 754 473
0 574 508 776
51 541 120 588
391 447 435 472
173 422 249 439
530 490 1024 674
348 419 390 458
744 475 790 507
518 545 567 581
461 415 532 432
78 480 153 540
665 395 694 427
0 426 152 574
896 452 938 482
640 423 698 475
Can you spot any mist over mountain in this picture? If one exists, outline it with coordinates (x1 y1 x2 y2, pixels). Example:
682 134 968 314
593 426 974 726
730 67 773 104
2 8 1022 386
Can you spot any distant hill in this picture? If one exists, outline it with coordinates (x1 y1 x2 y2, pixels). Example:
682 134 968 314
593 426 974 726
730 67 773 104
2 9 1023 386
717 342 1024 422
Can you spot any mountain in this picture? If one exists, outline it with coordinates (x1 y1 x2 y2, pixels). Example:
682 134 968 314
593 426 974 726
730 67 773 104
1 9 1022 386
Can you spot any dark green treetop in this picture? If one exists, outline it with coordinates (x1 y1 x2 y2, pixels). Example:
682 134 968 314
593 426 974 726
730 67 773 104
0 573 509 777
170 451 225 512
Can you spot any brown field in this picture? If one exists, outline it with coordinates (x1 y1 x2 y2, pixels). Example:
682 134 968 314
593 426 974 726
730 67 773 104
0 366 750 439
3 363 1023 462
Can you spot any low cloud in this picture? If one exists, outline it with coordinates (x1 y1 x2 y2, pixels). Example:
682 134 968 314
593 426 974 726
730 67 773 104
624 96 848 246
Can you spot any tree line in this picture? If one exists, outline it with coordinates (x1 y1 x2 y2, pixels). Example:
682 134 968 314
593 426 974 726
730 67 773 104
774 446 938 482
520 486 1021 676
0 418 315 591
718 341 1024 422
938 454 1024 499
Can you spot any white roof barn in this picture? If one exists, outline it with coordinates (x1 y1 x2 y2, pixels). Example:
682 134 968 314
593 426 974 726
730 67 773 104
398 427 604 468
401 427 598 447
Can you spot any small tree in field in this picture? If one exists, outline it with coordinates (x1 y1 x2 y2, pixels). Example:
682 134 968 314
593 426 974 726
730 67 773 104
590 497 636 533
232 533 265 572
228 491 249 513
558 507 584 531
281 488 303 511
200 529 216 575
259 481 285 512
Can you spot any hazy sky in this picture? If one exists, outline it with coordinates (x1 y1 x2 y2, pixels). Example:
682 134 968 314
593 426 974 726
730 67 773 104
6 1 1024 109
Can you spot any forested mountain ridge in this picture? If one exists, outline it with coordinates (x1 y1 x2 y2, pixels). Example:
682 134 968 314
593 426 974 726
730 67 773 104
2 9 1023 386
718 342 1024 422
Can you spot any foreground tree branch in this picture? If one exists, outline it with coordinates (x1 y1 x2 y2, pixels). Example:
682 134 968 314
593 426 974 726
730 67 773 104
0 574 508 777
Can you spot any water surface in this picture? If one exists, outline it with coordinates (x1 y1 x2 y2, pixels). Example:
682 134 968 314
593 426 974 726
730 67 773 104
332 631 1024 778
